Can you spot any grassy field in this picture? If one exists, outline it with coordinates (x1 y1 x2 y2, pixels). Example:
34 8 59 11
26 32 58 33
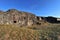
0 24 40 40
0 24 60 40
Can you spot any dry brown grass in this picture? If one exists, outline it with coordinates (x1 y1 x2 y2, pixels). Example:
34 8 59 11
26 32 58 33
0 24 60 40
0 24 40 40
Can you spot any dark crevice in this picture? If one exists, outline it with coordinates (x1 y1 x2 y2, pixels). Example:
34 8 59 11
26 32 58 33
37 16 39 20
13 21 17 23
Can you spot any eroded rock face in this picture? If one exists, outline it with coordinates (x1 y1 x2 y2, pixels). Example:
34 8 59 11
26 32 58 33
0 9 43 26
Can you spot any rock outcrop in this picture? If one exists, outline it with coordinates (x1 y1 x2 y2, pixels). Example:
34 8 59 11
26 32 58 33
0 9 43 26
0 9 59 26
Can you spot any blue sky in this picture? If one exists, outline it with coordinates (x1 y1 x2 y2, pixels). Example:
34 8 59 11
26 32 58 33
0 0 60 17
